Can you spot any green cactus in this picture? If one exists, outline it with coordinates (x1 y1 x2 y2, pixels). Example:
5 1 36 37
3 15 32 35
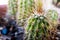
18 0 35 27
46 10 58 26
8 0 18 15
25 15 52 40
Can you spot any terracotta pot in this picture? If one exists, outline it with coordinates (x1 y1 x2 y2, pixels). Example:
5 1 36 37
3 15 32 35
0 5 7 17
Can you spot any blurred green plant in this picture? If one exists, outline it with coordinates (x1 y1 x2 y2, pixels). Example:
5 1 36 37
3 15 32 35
46 10 58 27
25 15 53 40
18 0 35 27
8 0 18 16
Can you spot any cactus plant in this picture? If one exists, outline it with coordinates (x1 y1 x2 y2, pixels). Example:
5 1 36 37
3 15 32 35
46 10 58 26
25 15 53 40
18 0 35 27
8 0 18 16
35 0 43 14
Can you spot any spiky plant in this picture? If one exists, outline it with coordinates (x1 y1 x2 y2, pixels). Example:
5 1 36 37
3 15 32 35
46 10 58 40
35 0 43 14
8 0 18 18
46 10 58 27
18 0 35 27
25 15 53 40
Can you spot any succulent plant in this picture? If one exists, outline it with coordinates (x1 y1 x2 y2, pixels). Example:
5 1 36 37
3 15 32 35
35 0 43 14
46 10 58 26
8 0 18 15
18 0 35 27
25 15 53 40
